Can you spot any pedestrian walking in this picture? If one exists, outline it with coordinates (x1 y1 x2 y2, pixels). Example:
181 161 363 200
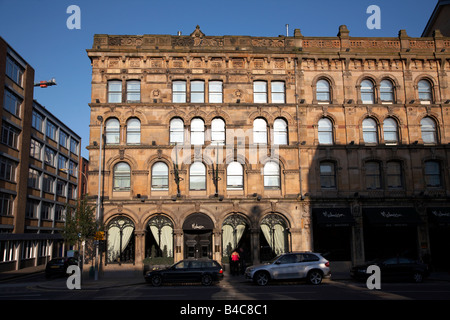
231 250 240 276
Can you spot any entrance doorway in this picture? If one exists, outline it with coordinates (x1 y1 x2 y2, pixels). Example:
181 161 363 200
182 213 214 259
184 231 212 259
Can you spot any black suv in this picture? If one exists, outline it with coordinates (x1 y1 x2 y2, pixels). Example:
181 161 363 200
145 259 224 286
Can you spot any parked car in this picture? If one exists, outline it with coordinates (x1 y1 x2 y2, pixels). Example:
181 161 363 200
45 257 78 278
350 257 430 283
245 252 330 286
144 259 224 286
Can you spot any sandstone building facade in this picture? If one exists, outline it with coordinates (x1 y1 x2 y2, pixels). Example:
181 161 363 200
86 25 450 271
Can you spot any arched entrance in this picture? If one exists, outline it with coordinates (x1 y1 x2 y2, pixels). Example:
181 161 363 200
222 214 251 264
106 216 135 264
145 215 174 264
259 213 290 262
183 213 214 259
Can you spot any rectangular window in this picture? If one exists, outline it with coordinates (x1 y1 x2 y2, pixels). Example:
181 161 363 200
366 162 381 189
1 241 17 262
26 199 39 218
320 162 336 189
68 184 76 199
46 122 57 140
173 80 186 103
30 139 42 160
55 205 65 221
59 131 68 148
44 147 56 166
271 81 285 103
28 168 41 189
108 80 122 103
41 202 52 220
209 81 223 103
32 111 44 132
69 161 77 177
58 155 67 170
0 157 16 182
3 89 22 117
22 241 36 260
0 192 14 216
56 180 66 196
1 122 20 148
43 174 54 193
70 139 79 154
387 161 403 189
425 161 441 187
126 80 140 102
190 80 205 103
253 81 267 103
6 56 24 86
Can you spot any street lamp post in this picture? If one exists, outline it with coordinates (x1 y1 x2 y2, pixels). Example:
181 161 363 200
95 116 104 281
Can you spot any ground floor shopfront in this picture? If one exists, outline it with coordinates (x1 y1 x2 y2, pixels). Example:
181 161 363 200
98 200 450 273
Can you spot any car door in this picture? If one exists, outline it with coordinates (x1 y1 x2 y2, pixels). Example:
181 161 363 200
271 254 298 279
297 253 319 278
380 257 399 280
165 260 188 282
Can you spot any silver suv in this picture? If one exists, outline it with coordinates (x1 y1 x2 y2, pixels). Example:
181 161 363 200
245 252 330 286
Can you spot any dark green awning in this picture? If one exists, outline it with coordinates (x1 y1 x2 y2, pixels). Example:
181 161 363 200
427 208 450 226
313 208 355 227
364 207 422 226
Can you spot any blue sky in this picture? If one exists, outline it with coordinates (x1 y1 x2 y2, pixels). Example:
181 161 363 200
0 0 437 158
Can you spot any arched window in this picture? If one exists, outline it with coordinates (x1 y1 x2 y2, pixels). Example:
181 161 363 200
316 79 331 103
421 117 437 144
105 118 120 144
362 118 378 144
263 161 280 189
365 161 381 190
361 79 375 104
418 79 432 103
253 81 267 103
211 118 225 145
227 162 243 190
273 118 288 145
318 118 333 145
253 118 267 144
113 162 131 191
380 79 394 103
320 161 336 189
108 80 122 103
383 118 398 144
126 118 140 144
386 161 403 189
424 160 441 187
126 80 140 102
169 118 184 145
209 81 223 103
271 81 285 103
190 162 206 190
190 118 205 145
191 80 205 103
151 162 169 190
172 80 186 103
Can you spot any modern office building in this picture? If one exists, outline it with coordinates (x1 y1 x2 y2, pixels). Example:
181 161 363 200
0 37 82 272
86 24 449 272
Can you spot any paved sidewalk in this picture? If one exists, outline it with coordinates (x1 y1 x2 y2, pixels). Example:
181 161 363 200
1 265 449 291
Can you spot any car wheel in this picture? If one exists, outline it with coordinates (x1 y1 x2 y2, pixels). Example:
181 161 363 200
151 274 162 287
412 271 423 283
201 274 213 286
307 270 323 285
254 271 270 286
